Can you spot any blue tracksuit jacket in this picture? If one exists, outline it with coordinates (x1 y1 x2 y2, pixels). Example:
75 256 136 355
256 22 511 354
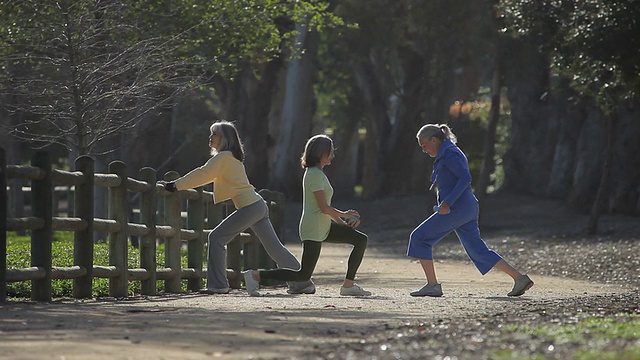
407 139 502 274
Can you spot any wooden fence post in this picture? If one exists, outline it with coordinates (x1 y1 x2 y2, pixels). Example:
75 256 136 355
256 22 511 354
139 167 157 295
163 171 182 293
31 151 52 302
109 161 129 297
187 187 204 291
73 156 94 298
2 152 287 300
1 147 6 303
66 185 75 218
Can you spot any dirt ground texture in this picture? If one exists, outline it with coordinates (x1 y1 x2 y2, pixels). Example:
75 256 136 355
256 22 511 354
1 191 639 360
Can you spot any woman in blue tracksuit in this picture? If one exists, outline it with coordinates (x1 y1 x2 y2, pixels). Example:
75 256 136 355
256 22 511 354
407 124 534 297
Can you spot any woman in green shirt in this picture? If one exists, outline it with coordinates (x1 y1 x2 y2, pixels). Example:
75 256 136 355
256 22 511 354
244 134 371 297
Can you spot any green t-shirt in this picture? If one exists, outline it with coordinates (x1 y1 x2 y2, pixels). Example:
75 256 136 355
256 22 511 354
299 166 333 241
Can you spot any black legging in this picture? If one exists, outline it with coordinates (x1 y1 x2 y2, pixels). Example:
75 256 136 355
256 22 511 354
259 222 368 282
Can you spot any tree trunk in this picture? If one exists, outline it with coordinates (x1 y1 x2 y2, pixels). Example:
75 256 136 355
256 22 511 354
246 60 284 189
350 61 389 199
476 46 502 205
323 120 359 198
380 47 428 195
1 89 25 233
217 66 264 188
502 37 557 194
501 36 640 218
270 25 319 199
586 113 617 234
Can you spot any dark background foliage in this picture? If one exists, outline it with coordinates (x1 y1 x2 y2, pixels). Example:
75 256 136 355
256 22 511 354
2 0 639 228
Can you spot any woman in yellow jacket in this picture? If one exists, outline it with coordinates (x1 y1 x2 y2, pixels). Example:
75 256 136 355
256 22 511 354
160 121 313 295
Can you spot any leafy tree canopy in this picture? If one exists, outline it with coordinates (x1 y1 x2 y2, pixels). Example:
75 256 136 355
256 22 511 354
499 0 640 112
0 0 341 154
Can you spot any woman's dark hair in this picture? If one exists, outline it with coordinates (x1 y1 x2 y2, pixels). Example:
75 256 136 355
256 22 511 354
210 121 245 161
300 134 333 168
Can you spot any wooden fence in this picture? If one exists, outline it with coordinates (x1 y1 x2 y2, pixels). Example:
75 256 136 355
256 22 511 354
0 148 283 302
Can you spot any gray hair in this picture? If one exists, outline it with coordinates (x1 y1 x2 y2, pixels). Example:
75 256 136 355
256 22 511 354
210 120 245 161
416 124 457 144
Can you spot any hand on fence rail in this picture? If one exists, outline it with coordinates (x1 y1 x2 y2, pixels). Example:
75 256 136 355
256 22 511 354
157 180 177 192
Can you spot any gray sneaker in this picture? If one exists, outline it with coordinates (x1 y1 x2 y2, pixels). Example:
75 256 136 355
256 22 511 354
287 280 316 294
339 283 371 296
198 287 230 295
410 283 443 297
508 274 534 296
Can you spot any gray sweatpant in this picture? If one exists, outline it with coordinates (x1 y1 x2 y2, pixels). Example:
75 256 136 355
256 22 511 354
206 199 303 289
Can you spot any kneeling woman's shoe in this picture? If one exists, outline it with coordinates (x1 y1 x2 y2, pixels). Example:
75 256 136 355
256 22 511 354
339 283 371 296
242 270 262 297
288 280 316 294
410 283 443 297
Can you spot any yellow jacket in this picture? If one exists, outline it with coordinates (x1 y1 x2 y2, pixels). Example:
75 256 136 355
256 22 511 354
174 151 261 208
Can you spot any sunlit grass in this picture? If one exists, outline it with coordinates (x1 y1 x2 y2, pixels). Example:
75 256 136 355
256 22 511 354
490 314 640 360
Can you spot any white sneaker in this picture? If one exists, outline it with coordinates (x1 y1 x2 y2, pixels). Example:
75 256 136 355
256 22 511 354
242 270 262 297
339 283 371 296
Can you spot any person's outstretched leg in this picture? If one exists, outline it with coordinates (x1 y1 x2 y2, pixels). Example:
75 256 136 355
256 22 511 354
455 219 533 296
244 241 321 297
257 240 322 282
454 220 502 275
249 201 314 293
494 260 534 296
250 201 299 268
493 260 522 280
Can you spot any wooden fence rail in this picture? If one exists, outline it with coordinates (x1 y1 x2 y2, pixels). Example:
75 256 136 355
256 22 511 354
1 148 282 302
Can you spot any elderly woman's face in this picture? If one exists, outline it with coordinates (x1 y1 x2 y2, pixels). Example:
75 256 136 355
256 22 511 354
209 127 222 150
418 136 438 158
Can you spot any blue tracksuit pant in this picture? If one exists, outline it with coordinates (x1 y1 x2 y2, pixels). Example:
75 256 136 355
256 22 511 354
407 191 502 275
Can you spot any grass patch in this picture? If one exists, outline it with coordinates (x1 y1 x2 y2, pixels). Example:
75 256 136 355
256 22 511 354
490 314 640 360
5 231 197 298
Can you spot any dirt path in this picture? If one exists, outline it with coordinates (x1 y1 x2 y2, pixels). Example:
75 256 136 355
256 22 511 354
0 242 629 360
